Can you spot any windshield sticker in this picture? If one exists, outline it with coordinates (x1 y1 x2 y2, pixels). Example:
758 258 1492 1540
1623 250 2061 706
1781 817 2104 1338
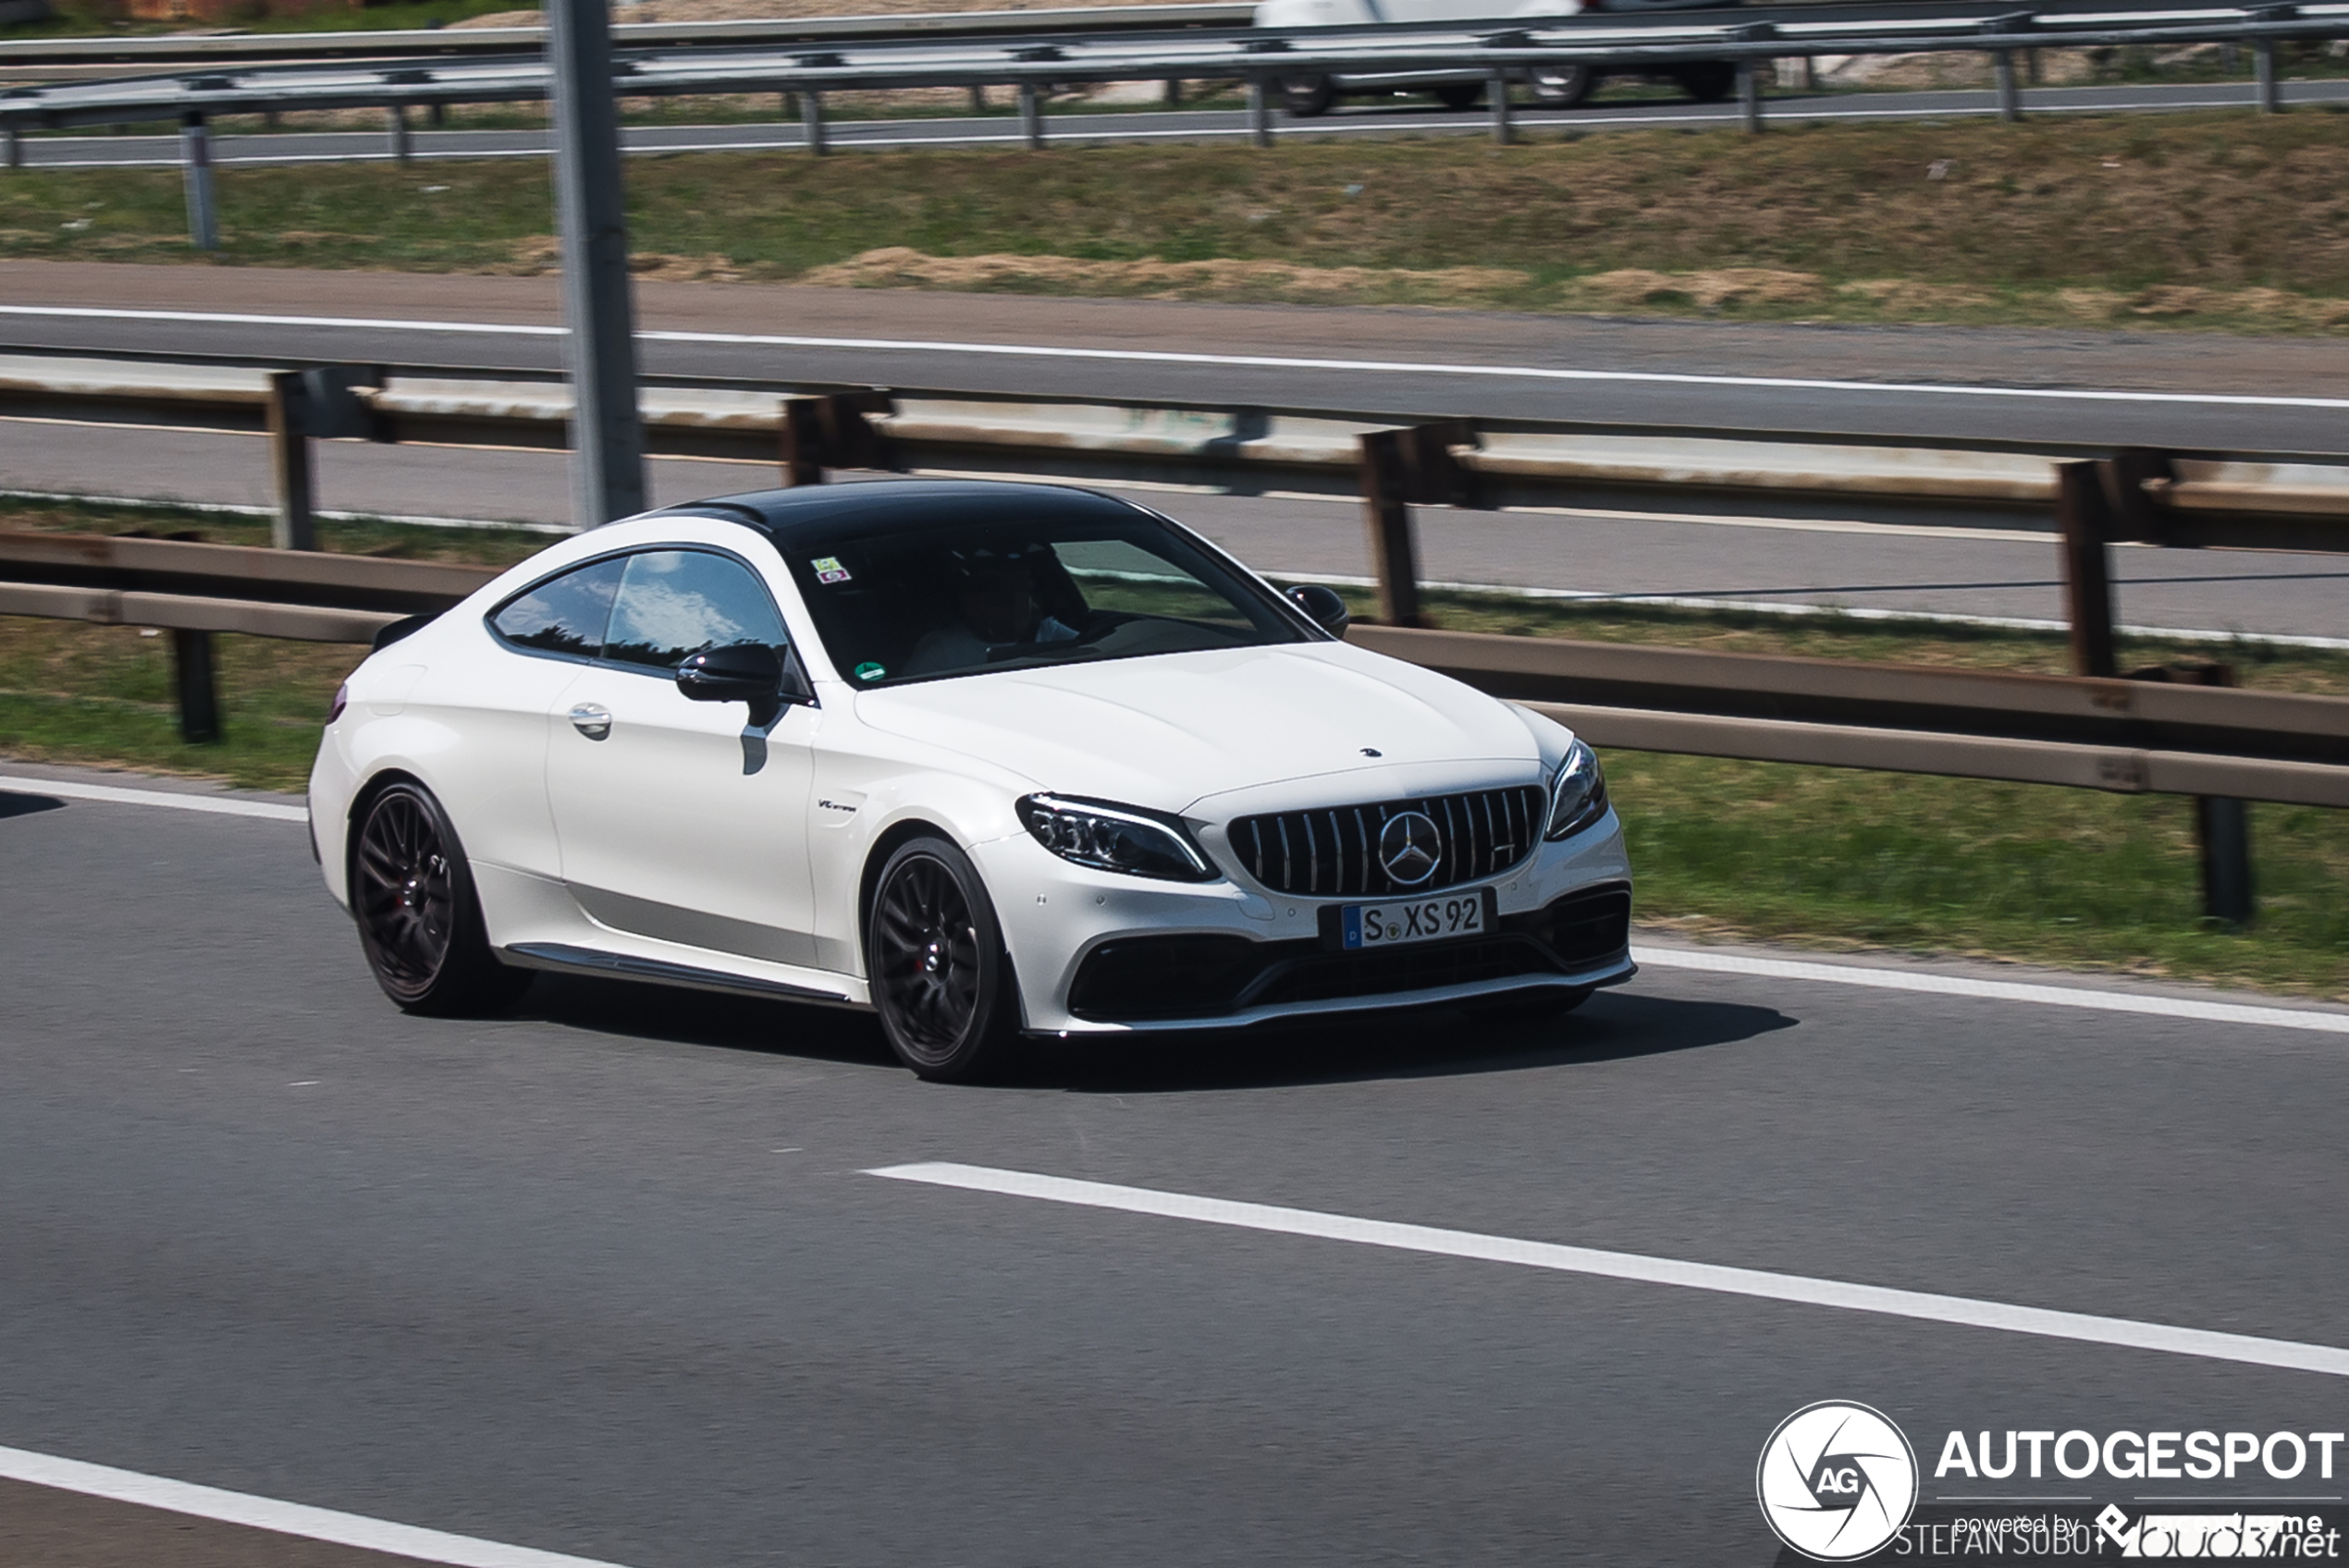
811 556 853 585
854 661 886 681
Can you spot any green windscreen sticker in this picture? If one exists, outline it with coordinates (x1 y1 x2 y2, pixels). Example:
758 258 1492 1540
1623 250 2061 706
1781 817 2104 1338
854 661 886 681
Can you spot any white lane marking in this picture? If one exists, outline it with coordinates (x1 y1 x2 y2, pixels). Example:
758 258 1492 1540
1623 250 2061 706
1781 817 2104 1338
1630 945 2349 1035
867 1162 2349 1378
0 775 306 823
5 303 2346 411
0 1443 637 1568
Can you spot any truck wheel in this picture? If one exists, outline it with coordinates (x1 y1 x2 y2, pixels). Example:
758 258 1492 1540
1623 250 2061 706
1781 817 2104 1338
1433 82 1484 111
1281 74 1336 116
1531 65 1595 107
1675 62 1737 102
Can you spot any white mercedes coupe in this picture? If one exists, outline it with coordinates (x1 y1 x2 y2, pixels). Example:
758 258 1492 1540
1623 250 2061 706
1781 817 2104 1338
310 480 1634 1079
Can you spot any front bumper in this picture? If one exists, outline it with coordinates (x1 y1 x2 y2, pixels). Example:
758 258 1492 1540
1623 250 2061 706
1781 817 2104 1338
977 809 1635 1035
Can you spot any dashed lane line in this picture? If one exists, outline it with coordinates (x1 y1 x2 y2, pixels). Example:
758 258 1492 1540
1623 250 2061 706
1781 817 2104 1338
0 1444 637 1568
867 1162 2349 1378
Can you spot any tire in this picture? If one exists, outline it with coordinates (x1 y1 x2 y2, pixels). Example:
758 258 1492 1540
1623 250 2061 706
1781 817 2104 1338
1674 61 1737 103
867 836 1022 1082
1531 64 1595 107
1281 74 1336 117
350 780 531 1016
1433 81 1485 111
1466 986 1593 1025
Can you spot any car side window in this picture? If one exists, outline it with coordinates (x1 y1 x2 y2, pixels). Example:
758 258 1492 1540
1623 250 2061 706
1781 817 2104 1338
601 549 789 673
490 555 628 658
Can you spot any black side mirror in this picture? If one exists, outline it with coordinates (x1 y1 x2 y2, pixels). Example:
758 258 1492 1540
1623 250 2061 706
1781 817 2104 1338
677 643 788 726
1286 583 1350 636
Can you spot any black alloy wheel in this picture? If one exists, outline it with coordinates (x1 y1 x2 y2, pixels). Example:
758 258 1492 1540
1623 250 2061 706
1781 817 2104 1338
868 837 1019 1081
351 781 529 1015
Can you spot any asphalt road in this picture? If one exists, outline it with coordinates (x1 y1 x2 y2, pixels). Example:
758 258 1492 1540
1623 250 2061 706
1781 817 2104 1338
7 415 2346 642
18 78 2349 168
7 261 2349 456
5 764 2349 1567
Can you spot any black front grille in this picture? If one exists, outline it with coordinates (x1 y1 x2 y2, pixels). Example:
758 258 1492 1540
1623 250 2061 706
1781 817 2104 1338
1227 785 1547 898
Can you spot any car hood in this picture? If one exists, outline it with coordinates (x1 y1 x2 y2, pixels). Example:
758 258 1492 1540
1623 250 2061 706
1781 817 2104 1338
851 641 1540 815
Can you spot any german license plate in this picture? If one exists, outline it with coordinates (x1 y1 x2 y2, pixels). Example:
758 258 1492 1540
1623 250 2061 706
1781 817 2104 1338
1333 888 1492 950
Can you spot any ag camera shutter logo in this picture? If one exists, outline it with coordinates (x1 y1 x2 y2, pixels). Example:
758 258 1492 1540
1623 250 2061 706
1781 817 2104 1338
1757 1402 1920 1561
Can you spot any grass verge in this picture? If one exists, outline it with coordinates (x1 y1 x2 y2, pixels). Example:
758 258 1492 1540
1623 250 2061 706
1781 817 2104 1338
7 112 2349 329
2 496 2343 998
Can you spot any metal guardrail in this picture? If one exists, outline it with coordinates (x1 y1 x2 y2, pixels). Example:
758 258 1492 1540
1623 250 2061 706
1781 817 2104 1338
0 4 1257 69
6 0 2346 153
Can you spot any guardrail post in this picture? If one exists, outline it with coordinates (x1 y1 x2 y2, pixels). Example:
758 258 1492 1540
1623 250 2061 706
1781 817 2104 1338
1992 49 2021 120
1489 69 1514 144
1163 78 1182 105
428 102 447 129
179 112 218 251
265 371 317 552
1358 422 1476 628
1737 58 1764 132
2255 36 2280 111
2 125 19 170
171 629 221 744
800 91 827 154
2054 461 2119 679
1018 82 1045 148
782 392 895 484
967 85 986 113
2183 664 2256 926
1247 78 1272 146
387 103 412 164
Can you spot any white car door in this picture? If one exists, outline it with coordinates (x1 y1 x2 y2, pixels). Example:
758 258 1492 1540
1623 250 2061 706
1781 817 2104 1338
546 546 820 969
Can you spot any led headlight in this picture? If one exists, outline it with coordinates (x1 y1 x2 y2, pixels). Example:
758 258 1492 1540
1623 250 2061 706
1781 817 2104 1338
1018 793 1218 882
1544 737 1609 840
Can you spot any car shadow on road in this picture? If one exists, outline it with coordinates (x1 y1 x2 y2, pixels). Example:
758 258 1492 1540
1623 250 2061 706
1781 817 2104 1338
0 790 68 820
1007 989 1798 1094
517 975 1794 1090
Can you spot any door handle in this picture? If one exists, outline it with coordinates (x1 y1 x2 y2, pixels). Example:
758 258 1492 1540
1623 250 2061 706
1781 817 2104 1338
569 704 612 741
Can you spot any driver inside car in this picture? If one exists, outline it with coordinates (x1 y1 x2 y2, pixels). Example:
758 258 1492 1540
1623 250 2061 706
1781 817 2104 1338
904 544 1083 675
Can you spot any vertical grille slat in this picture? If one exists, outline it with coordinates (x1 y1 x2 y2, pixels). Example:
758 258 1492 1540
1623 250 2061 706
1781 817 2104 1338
1231 784 1552 898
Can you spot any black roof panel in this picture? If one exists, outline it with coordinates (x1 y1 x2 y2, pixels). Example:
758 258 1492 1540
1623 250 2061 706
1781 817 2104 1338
650 479 1149 548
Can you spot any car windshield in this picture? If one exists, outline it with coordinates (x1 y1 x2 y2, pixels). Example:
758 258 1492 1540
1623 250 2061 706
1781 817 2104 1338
781 511 1311 688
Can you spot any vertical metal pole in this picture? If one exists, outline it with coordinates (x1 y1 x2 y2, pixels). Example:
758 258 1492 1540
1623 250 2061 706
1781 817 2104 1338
1993 49 2021 120
387 103 412 164
179 112 218 251
2 125 19 170
1358 432 1424 629
1801 55 1817 90
1738 57 1764 132
172 629 221 744
1247 78 1272 146
2027 47 2042 83
547 0 647 527
800 90 827 154
2055 462 2119 680
1488 68 1513 144
428 101 448 129
1018 81 1044 148
2198 797 2256 926
968 84 986 113
1163 78 1181 105
2220 41 2239 73
265 372 317 552
2254 38 2279 111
